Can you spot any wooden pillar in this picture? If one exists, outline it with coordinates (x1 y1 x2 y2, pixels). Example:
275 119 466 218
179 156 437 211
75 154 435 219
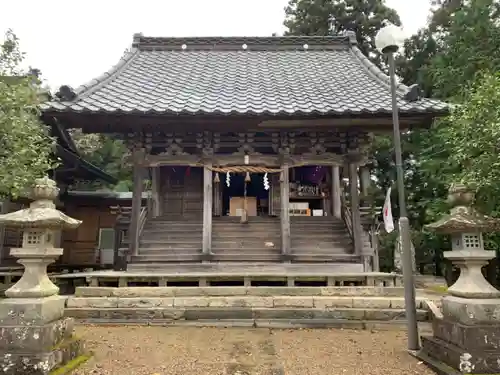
331 165 342 219
202 163 213 255
129 148 145 257
280 163 291 257
360 166 371 199
348 162 363 256
213 175 222 216
151 166 161 218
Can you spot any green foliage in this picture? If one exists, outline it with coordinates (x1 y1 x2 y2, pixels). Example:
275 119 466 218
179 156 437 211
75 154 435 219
0 30 57 198
283 0 401 66
442 72 500 193
72 133 132 191
430 0 500 99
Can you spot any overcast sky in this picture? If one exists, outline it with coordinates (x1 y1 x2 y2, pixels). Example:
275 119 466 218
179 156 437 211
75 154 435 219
0 0 431 90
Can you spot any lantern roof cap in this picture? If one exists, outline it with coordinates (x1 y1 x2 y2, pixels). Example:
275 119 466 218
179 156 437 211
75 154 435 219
0 177 81 229
426 184 500 233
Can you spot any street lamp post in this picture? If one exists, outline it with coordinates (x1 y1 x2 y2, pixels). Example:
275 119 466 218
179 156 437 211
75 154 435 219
375 24 420 351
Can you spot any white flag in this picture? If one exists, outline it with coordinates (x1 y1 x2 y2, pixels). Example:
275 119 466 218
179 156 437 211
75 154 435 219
383 187 395 233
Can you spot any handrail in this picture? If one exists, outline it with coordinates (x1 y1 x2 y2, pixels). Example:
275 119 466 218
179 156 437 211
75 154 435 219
340 193 354 241
138 206 148 243
110 206 132 271
340 181 354 241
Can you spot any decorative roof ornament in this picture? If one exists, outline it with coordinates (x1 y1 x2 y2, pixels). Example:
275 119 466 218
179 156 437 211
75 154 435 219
0 176 82 229
426 183 500 234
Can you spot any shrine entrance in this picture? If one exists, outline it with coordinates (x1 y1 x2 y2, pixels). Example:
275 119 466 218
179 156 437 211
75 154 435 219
221 172 270 217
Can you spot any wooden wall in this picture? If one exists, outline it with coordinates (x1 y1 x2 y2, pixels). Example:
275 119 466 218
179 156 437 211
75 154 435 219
160 166 203 218
61 197 124 265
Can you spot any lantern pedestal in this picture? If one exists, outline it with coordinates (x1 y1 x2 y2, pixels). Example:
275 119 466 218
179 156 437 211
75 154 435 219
5 247 63 299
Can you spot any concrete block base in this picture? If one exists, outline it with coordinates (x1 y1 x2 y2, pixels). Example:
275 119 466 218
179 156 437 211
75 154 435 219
0 297 87 374
419 317 500 374
0 335 85 375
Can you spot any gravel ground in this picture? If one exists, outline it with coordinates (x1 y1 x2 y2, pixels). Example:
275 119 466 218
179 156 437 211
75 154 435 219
72 326 432 375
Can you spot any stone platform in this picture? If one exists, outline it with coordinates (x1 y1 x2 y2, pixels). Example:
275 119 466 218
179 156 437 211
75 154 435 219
64 286 438 329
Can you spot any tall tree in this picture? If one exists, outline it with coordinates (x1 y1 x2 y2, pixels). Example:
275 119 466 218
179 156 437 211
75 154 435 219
0 30 56 198
283 0 401 66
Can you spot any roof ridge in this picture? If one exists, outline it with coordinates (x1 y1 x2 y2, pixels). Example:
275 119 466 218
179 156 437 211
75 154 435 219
349 45 408 98
58 48 140 103
131 34 355 51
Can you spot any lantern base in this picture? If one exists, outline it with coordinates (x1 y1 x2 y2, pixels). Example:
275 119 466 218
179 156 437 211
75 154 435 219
442 295 500 325
0 297 87 375
418 306 500 374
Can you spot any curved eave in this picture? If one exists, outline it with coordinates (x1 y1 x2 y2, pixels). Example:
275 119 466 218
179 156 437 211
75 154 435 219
42 106 449 117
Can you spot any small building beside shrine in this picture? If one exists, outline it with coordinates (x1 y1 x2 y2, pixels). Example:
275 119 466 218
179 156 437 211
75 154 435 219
0 123 120 270
40 32 448 271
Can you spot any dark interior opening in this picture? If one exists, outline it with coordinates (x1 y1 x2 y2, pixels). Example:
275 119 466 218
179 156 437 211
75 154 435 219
222 173 269 216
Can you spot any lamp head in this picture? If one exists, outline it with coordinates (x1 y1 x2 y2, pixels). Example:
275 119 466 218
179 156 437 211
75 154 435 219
375 24 405 54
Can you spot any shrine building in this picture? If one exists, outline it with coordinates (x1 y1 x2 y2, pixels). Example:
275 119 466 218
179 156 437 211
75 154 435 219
40 32 447 273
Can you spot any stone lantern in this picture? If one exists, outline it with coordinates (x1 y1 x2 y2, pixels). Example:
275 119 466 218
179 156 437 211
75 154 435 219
418 183 500 374
0 177 85 374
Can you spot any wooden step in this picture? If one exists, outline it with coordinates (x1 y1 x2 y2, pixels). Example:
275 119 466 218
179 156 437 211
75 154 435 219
291 241 352 249
212 241 280 249
131 254 202 263
292 254 360 262
212 247 281 254
139 243 202 251
211 254 282 262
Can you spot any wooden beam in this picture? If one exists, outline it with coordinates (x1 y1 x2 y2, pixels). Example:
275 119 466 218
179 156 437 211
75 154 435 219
280 164 291 258
145 152 351 168
129 148 145 257
202 163 213 256
348 162 363 257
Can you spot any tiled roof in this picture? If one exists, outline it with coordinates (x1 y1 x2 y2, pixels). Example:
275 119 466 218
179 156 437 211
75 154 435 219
42 33 448 116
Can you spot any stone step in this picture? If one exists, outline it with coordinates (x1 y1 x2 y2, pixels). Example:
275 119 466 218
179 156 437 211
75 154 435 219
65 306 429 323
67 294 434 309
74 286 409 298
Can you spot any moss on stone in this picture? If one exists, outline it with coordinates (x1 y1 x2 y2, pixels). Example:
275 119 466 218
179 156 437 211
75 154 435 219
49 353 92 375
426 285 448 294
51 335 82 350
